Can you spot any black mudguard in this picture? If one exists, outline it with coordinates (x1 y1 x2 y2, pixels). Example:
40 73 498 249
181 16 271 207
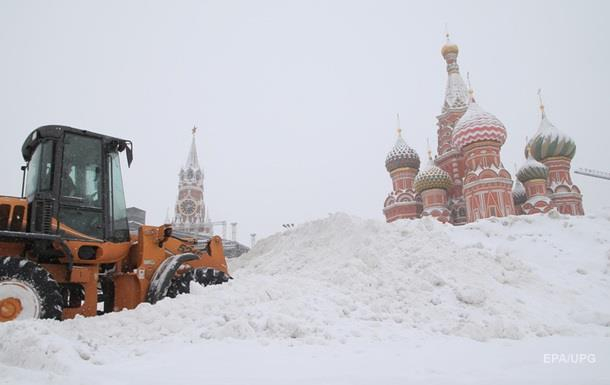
145 253 198 304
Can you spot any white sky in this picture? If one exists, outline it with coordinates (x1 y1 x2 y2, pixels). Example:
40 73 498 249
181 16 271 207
1 0 609 244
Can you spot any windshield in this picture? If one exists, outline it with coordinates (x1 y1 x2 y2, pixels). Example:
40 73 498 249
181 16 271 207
108 151 129 241
25 140 54 198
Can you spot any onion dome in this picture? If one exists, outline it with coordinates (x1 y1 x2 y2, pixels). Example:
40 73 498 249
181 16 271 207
385 119 420 172
441 41 459 57
414 158 452 194
441 35 469 112
452 98 507 150
512 179 527 205
525 108 576 161
441 31 460 58
517 154 549 183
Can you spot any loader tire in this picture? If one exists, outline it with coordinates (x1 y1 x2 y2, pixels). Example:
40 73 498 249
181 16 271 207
166 268 230 299
193 268 229 286
166 270 194 298
0 256 63 322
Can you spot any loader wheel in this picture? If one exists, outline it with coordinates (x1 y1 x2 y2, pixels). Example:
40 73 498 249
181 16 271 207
166 270 194 298
0 257 63 322
166 268 230 299
193 268 229 286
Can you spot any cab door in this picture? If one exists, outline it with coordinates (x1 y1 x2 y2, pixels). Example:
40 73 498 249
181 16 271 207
57 133 105 240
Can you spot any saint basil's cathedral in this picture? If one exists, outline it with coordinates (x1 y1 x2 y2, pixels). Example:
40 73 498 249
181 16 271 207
383 36 584 224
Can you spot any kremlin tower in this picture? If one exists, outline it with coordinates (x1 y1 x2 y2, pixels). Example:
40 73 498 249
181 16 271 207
172 127 211 234
383 116 422 222
382 35 584 224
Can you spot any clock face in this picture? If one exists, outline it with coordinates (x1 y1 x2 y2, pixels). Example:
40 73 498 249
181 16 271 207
180 199 196 215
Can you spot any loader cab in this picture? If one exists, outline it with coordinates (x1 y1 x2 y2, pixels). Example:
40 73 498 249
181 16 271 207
22 126 133 243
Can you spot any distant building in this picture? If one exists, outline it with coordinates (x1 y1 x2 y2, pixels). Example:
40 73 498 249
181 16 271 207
383 35 583 224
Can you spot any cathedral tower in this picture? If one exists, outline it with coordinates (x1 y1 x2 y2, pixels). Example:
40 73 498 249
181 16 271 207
414 149 452 223
435 34 469 224
516 148 553 214
173 127 209 234
526 95 584 215
452 88 515 221
383 116 422 222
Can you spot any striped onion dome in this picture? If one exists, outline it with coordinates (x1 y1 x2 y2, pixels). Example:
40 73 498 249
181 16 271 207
414 160 452 194
525 111 576 161
512 179 527 205
452 101 507 150
517 155 549 183
385 133 420 172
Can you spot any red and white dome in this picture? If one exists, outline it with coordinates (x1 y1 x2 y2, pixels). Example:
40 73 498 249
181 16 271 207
452 102 507 150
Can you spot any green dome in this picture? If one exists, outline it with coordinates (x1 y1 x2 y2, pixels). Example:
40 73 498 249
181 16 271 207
414 162 452 194
526 113 576 161
517 155 549 183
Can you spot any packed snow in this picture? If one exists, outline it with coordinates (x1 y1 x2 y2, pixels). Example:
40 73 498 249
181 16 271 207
1 210 609 384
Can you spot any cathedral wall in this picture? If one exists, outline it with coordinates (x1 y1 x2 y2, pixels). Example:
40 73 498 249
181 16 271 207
390 168 417 192
383 202 421 222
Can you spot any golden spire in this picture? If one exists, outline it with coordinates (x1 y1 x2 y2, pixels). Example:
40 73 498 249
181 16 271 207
537 88 546 118
396 113 402 136
426 138 433 161
466 72 475 101
441 24 459 57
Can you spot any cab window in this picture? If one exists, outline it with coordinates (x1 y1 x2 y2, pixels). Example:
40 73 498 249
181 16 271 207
108 151 129 241
58 133 103 239
60 134 102 208
25 140 54 197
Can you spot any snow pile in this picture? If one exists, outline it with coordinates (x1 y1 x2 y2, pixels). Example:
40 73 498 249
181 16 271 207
230 210 610 342
1 210 610 374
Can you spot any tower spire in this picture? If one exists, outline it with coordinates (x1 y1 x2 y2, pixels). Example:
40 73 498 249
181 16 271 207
466 72 475 103
396 113 402 137
441 31 468 112
537 89 546 119
186 125 200 169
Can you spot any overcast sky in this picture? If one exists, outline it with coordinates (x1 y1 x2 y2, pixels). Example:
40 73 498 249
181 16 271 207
1 0 609 244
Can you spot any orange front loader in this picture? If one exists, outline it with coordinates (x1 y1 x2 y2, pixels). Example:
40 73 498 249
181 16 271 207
0 125 230 322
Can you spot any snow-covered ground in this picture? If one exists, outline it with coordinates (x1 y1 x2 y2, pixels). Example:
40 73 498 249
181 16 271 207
1 210 610 384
